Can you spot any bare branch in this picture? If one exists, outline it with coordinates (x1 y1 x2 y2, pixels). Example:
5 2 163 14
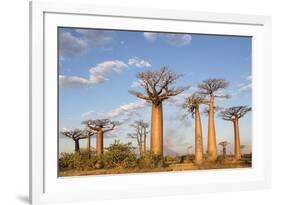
130 67 187 105
182 93 206 118
82 119 118 133
128 90 151 101
198 78 229 96
60 128 84 140
220 106 251 121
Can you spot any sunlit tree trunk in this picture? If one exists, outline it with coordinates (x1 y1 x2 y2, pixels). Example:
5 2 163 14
233 117 241 160
207 95 217 161
96 129 104 156
150 102 163 155
195 107 204 163
74 140 80 153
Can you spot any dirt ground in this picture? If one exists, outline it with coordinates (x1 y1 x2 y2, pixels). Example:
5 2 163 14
59 158 252 177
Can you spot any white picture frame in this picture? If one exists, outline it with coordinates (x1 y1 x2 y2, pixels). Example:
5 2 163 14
30 1 272 204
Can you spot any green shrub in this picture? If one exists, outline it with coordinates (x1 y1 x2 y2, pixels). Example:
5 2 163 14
138 151 163 168
59 153 83 171
102 140 138 168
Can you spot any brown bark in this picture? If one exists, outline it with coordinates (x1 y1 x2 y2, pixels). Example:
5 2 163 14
143 127 147 153
87 135 91 158
222 146 226 158
233 117 241 160
74 140 80 153
194 107 204 163
150 102 163 155
96 129 104 156
207 95 217 161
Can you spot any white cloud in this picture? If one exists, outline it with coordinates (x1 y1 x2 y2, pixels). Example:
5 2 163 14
59 75 90 87
128 57 151 68
143 32 157 41
239 74 252 92
143 32 192 46
89 60 128 83
60 57 151 87
99 101 147 119
81 110 95 120
59 31 87 57
59 29 112 58
130 79 142 88
75 29 112 47
161 33 192 46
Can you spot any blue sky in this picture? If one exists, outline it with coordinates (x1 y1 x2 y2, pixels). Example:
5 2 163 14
58 27 252 156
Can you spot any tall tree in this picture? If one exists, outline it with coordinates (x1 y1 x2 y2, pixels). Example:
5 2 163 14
60 128 86 153
128 120 149 156
220 106 251 160
183 94 206 163
82 128 96 158
83 119 117 156
219 141 229 159
130 67 187 156
198 79 229 161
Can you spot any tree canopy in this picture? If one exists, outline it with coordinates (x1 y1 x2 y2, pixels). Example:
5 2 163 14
198 78 229 97
129 67 188 105
82 119 118 132
61 128 86 140
220 106 251 121
183 93 206 118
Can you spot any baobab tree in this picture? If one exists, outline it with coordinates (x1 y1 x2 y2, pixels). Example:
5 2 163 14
83 119 118 156
82 128 95 158
219 141 230 159
198 78 229 161
127 120 149 156
130 67 187 156
220 106 251 160
183 94 206 163
60 128 86 153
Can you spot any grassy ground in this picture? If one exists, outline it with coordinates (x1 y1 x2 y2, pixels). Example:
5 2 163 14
59 157 252 177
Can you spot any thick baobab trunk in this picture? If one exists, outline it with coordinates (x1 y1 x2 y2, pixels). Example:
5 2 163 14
150 102 163 156
207 95 217 161
96 129 104 156
87 135 91 158
194 107 204 163
74 140 80 153
233 117 241 160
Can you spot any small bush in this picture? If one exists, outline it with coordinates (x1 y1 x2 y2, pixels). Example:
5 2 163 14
102 140 138 168
59 153 83 171
138 151 163 168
